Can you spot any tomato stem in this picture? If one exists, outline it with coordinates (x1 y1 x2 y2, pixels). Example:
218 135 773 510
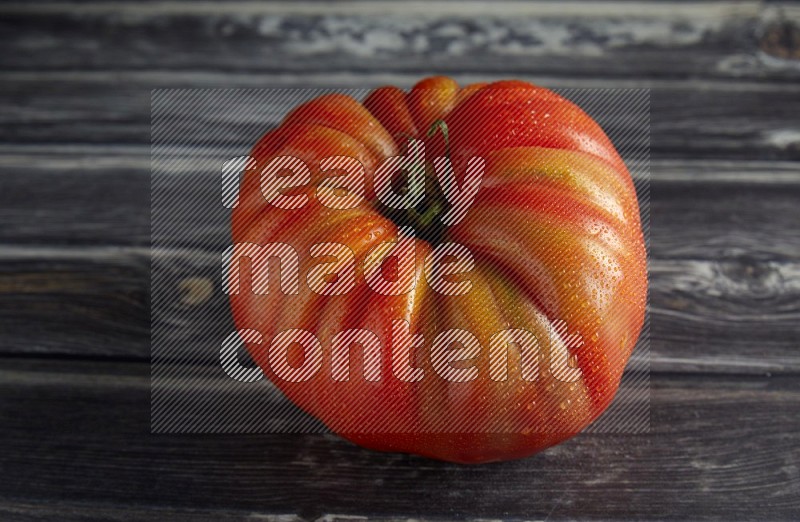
427 118 450 159
382 119 452 243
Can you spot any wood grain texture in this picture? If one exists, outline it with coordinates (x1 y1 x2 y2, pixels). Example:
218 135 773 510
0 503 301 522
1 0 799 519
4 244 799 373
1 1 798 81
0 358 798 521
1 74 799 160
1 146 798 370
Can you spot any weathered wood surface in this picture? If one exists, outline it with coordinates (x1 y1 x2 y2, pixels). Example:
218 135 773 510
1 359 799 520
1 1 799 81
1 0 799 520
2 75 799 160
4 243 800 374
2 151 798 373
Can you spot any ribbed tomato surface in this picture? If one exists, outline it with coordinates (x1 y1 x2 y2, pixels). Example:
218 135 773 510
229 77 646 463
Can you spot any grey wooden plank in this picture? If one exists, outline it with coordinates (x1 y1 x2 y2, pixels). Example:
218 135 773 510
1 74 799 161
3 143 798 183
0 358 797 520
2 146 798 255
0 146 798 367
0 246 151 357
0 503 301 522
0 1 798 82
0 147 151 247
3 243 798 373
648 178 800 260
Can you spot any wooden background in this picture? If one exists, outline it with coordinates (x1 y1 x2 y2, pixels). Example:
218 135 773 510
1 0 799 520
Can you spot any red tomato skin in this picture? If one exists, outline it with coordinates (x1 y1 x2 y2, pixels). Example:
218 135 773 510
230 77 647 464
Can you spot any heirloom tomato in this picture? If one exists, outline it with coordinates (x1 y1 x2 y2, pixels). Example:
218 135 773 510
229 77 647 463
